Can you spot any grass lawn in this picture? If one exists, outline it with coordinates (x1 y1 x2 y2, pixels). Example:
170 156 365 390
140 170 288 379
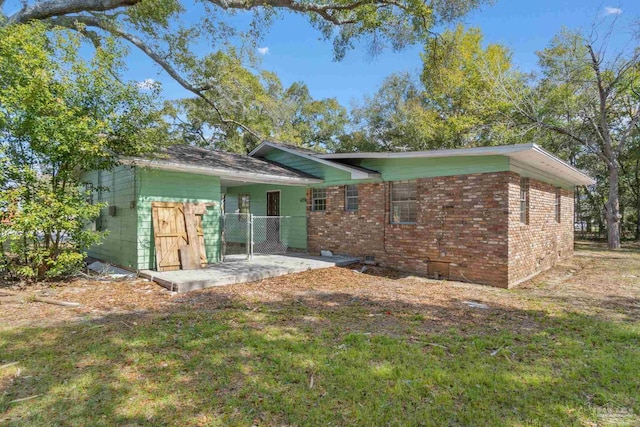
0 241 639 426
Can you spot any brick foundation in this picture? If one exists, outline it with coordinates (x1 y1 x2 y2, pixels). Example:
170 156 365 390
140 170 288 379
307 172 574 288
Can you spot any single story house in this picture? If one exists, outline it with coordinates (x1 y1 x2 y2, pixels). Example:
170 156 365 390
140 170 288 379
83 142 594 288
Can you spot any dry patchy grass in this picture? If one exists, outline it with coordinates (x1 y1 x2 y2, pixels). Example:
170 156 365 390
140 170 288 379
0 241 638 426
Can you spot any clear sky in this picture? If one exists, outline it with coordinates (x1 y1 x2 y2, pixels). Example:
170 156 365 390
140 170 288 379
145 0 638 107
5 1 639 107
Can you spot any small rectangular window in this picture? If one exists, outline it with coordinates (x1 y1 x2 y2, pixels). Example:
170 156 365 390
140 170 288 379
312 188 326 212
554 187 561 223
345 185 358 212
238 193 250 215
391 181 417 224
520 177 529 224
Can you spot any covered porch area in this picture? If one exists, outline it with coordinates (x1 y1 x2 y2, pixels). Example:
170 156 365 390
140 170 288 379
139 253 358 292
221 180 310 258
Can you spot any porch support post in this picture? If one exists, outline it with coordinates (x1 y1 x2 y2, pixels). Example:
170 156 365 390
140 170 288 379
248 214 254 260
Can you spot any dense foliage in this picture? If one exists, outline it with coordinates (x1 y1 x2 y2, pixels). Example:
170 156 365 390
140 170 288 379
170 50 348 154
0 0 490 146
0 22 167 280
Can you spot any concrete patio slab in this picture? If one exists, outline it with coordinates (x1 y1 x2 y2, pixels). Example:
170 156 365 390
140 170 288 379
139 253 359 292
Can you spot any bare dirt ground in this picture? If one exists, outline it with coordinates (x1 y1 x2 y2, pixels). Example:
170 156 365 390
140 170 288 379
1 240 638 330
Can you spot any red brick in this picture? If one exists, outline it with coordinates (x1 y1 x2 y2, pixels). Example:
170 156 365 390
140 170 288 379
307 172 573 288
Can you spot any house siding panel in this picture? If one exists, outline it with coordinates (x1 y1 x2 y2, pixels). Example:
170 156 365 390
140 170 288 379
264 150 353 184
136 168 222 270
83 166 138 268
358 155 510 182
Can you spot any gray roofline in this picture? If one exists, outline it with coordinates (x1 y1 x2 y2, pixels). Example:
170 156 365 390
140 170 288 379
120 158 323 186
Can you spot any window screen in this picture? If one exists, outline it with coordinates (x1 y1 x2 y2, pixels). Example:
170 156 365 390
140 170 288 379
520 178 529 224
391 181 417 224
345 185 358 212
554 187 561 223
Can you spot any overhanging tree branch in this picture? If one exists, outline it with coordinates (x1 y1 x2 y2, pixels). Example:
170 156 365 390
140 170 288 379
49 15 264 140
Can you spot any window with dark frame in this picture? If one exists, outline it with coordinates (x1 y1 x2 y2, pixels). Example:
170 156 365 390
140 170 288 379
345 185 358 212
520 177 529 224
554 187 561 223
312 188 327 212
391 181 417 224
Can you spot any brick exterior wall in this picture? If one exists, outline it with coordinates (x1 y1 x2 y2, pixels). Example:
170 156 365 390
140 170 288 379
507 173 574 285
307 171 574 288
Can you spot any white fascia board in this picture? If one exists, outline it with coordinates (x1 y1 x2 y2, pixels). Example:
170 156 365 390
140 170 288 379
248 141 270 157
317 143 535 159
509 146 595 186
120 158 323 186
248 141 380 179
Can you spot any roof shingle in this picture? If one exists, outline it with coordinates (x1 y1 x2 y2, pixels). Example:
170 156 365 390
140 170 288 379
136 145 320 180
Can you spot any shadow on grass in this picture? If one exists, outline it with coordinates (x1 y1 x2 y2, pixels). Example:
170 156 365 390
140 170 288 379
575 240 640 254
1 290 639 426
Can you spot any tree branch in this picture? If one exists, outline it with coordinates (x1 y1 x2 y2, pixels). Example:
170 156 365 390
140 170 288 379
49 15 263 140
8 0 416 27
8 0 139 25
587 43 614 159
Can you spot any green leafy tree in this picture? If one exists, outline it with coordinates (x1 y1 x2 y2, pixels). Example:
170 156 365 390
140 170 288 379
344 26 519 152
171 51 348 153
0 22 168 280
0 0 489 142
497 27 640 249
420 25 522 147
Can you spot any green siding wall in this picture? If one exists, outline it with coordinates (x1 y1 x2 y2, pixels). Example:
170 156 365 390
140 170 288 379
83 166 138 268
263 148 512 187
357 155 510 182
224 184 307 249
136 168 222 270
264 150 352 185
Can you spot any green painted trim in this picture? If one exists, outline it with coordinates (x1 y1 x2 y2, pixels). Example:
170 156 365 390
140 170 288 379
359 156 510 181
264 150 353 184
298 156 511 187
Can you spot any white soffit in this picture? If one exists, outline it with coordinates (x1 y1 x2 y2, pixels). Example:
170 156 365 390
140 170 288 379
507 146 595 186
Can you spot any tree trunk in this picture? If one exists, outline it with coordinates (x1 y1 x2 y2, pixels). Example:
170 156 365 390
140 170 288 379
636 196 640 241
605 162 621 249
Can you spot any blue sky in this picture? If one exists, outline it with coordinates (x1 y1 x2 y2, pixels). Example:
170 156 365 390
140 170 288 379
5 1 639 107
153 0 638 107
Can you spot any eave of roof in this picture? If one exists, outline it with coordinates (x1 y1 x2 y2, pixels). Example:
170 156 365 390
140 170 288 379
120 158 323 186
249 141 381 180
317 143 595 187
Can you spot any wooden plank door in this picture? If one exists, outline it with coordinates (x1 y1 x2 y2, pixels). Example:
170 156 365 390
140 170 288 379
151 202 188 272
